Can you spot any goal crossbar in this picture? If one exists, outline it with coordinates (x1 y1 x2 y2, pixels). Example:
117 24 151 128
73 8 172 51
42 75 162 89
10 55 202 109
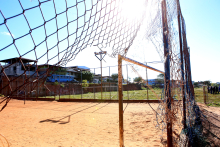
120 56 164 74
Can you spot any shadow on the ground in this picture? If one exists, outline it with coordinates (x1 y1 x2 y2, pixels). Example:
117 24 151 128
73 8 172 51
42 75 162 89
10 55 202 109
39 103 102 124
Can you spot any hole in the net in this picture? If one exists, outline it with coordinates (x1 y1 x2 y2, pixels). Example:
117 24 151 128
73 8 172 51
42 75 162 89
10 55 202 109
22 49 37 61
58 39 68 53
48 46 59 64
6 15 30 39
57 12 67 29
35 41 47 62
40 1 56 21
46 33 58 50
0 25 14 49
54 0 66 14
24 7 44 30
66 0 76 8
67 7 77 22
0 0 22 18
15 34 35 57
45 18 57 36
77 1 86 17
31 26 46 45
0 12 4 24
68 21 77 36
20 0 39 10
68 34 77 46
0 45 19 61
58 26 68 41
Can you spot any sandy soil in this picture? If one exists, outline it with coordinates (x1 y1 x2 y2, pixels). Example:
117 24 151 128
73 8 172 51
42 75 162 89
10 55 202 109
0 99 165 147
197 103 220 115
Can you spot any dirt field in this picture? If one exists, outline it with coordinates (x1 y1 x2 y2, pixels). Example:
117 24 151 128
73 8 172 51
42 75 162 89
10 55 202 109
0 99 166 147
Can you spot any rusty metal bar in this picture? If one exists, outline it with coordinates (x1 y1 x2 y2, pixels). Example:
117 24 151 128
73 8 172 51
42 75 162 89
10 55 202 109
176 0 186 129
120 56 164 74
118 54 124 147
161 0 173 146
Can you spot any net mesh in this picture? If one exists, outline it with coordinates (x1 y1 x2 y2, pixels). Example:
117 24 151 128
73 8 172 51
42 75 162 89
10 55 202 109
0 0 219 146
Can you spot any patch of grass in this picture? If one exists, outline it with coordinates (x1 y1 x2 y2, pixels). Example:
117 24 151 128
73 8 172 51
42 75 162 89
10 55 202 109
41 88 163 100
194 88 220 107
207 103 220 107
40 88 220 107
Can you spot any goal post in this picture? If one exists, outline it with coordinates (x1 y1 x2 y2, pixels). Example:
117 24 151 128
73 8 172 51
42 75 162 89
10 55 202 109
117 54 164 147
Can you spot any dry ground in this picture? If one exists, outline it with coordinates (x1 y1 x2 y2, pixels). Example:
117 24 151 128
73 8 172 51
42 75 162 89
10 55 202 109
0 100 165 147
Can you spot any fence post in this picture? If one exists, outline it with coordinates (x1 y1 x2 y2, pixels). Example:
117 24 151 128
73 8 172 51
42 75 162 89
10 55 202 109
145 63 149 100
109 66 111 100
94 87 95 99
118 54 124 147
126 64 129 100
203 85 207 104
81 70 82 99
59 75 60 100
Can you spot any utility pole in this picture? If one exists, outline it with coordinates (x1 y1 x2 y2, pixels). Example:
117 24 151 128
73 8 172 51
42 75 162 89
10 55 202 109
161 0 173 147
94 51 107 100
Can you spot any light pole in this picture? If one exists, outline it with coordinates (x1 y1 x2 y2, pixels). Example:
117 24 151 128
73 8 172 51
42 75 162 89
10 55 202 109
94 51 107 100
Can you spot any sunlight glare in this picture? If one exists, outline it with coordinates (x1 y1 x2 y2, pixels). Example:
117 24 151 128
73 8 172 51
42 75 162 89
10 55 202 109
120 0 146 21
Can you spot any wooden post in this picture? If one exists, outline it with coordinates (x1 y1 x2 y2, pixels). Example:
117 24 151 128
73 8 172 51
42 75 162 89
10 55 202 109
161 0 173 146
94 87 95 99
126 65 129 100
203 85 207 104
118 54 124 147
81 70 83 99
100 54 103 100
109 66 111 100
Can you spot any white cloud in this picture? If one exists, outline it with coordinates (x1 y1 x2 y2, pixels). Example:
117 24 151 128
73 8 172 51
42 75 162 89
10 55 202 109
1 32 15 37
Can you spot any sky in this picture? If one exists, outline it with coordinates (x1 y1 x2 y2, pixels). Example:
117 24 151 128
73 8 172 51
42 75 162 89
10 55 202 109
0 0 219 83
179 0 220 83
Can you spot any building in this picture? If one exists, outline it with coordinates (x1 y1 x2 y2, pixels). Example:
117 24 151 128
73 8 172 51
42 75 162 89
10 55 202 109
0 57 90 83
144 79 157 85
0 57 37 76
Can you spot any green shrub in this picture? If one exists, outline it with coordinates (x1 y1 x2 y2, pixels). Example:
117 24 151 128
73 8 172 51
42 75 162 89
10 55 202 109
82 80 89 87
54 81 59 85
141 87 147 90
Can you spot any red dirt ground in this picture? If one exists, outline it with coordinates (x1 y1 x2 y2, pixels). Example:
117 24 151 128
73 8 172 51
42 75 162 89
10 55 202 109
0 99 164 147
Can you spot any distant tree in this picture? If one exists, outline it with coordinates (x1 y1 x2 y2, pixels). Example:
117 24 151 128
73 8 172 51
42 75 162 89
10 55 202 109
157 73 164 80
128 77 131 82
76 71 94 82
155 73 164 87
111 73 118 82
193 82 199 88
82 71 94 82
211 83 218 87
134 77 142 83
204 80 211 86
